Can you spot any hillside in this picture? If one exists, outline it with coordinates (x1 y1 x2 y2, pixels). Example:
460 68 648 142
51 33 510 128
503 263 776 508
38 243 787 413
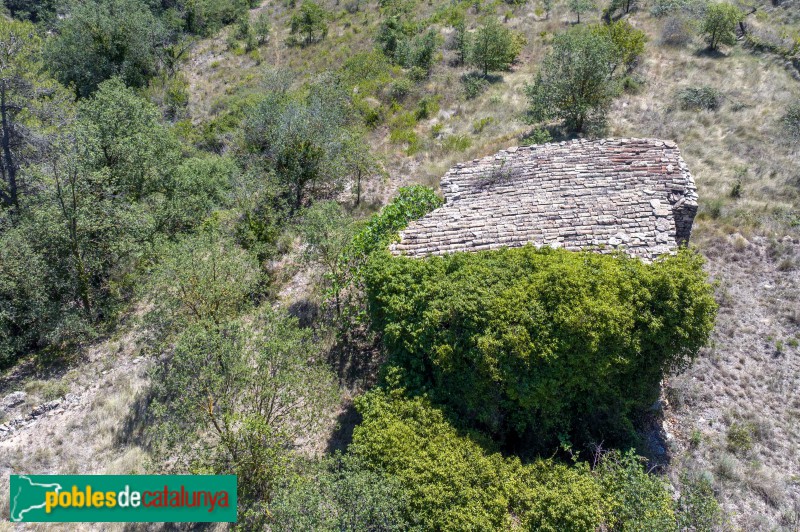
0 0 799 528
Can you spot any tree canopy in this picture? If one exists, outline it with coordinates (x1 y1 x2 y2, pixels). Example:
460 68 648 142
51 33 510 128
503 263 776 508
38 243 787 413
526 25 620 133
45 0 168 97
467 18 521 76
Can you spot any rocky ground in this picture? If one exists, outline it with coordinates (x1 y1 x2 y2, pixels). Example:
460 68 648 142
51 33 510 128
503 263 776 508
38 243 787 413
663 226 800 530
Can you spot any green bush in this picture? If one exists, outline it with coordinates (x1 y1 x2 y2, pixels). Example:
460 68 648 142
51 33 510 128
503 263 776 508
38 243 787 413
364 247 717 451
268 453 409 530
650 0 703 17
149 307 338 521
388 77 413 102
462 71 490 99
351 387 678 530
676 472 723 530
349 185 442 260
442 134 472 152
415 94 440 120
726 421 754 454
783 101 800 140
677 86 721 110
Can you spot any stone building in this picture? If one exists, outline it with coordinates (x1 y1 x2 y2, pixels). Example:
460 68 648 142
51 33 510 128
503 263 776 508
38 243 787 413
390 138 698 262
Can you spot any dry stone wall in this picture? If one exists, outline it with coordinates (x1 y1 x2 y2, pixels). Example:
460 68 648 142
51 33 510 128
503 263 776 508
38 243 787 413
391 138 698 261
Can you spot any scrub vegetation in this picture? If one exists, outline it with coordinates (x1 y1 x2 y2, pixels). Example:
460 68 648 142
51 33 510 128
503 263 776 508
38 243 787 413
0 0 798 528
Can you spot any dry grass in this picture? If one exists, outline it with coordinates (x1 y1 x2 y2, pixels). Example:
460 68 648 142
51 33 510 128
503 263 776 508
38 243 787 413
0 328 151 530
665 227 800 529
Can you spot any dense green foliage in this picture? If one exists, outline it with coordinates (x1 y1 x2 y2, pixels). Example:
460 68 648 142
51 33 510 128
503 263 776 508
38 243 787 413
376 13 442 75
701 2 743 51
349 184 442 258
350 387 679 530
0 17 56 214
467 18 522 76
45 0 168 97
527 25 620 132
365 246 717 452
0 77 201 365
269 453 409 530
595 19 648 74
290 1 329 45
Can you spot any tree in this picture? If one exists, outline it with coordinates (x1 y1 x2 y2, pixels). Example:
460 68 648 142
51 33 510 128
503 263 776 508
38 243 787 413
298 201 356 315
0 18 58 215
77 78 180 200
451 16 470 66
242 74 355 214
526 26 619 132
41 125 156 321
568 0 596 23
290 1 329 45
148 307 338 518
0 224 51 367
467 19 521 76
45 0 168 97
20 78 182 324
341 128 382 207
604 0 638 20
701 2 743 51
594 19 647 74
145 229 261 328
253 12 271 45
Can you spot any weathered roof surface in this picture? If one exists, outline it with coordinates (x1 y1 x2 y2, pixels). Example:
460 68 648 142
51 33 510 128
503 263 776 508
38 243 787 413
391 138 698 261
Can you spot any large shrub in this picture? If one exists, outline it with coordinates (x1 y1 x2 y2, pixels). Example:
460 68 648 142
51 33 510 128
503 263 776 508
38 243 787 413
45 0 168 97
351 387 678 530
149 307 338 521
783 101 800 140
364 246 717 451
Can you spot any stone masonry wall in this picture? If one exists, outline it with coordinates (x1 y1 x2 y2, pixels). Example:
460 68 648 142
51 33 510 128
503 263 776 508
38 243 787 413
390 138 698 262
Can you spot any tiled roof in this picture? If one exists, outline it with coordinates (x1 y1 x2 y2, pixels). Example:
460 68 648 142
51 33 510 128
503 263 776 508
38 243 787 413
391 138 698 261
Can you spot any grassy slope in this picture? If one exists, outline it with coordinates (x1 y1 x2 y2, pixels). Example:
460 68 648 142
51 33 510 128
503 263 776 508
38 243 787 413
1 0 798 529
